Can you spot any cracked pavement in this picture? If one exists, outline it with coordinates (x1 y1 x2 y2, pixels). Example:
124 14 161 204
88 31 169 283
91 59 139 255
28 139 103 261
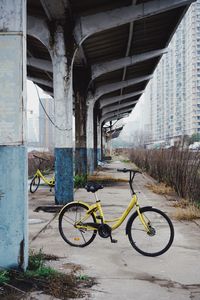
29 160 200 300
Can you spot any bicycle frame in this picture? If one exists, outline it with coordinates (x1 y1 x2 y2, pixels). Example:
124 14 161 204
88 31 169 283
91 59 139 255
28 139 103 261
35 169 55 186
75 193 149 233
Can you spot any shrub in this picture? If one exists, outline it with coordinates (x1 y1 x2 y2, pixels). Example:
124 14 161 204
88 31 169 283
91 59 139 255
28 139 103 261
129 148 200 204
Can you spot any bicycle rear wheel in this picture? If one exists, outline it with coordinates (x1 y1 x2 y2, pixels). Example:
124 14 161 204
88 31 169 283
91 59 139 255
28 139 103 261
30 175 40 193
127 207 174 257
59 202 97 247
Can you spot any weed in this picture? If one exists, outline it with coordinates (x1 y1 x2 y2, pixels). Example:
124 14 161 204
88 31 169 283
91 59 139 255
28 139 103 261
0 270 10 284
78 274 89 281
121 159 131 163
28 249 45 270
25 266 59 279
74 174 87 188
0 250 95 299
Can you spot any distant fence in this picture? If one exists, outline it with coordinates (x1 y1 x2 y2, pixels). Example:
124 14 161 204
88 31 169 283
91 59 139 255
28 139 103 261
129 148 200 204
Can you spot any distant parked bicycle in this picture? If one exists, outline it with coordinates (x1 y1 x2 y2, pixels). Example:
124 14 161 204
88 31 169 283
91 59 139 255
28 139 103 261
30 155 55 193
58 168 174 257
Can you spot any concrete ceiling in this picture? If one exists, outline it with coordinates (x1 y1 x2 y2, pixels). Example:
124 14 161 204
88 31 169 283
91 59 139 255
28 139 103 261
27 0 194 124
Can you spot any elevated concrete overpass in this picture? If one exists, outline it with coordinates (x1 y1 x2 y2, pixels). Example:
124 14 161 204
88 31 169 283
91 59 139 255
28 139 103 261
0 0 195 268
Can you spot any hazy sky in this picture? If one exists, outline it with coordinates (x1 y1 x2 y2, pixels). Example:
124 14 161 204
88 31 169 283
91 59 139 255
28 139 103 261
27 79 146 143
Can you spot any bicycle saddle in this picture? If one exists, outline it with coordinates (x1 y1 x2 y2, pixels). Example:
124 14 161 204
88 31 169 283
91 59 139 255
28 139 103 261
85 182 104 193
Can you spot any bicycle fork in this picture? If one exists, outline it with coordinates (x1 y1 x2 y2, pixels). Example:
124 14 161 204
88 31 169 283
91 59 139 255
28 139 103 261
136 206 153 234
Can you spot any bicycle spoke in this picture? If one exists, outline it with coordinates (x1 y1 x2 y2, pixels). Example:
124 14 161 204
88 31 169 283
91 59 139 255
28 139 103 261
127 207 174 256
59 203 97 247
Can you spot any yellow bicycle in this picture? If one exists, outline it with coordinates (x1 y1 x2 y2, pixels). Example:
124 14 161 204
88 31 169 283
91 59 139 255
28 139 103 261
58 168 174 257
30 155 55 193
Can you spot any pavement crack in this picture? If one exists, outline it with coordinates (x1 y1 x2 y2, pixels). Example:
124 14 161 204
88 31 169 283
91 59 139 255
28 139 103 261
134 273 200 292
30 212 59 243
193 220 200 228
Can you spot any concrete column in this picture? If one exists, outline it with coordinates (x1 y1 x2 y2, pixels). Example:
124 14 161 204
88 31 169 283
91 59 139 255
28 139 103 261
97 120 102 161
0 0 28 269
86 98 95 174
93 107 98 168
75 93 87 175
74 67 90 176
52 26 73 204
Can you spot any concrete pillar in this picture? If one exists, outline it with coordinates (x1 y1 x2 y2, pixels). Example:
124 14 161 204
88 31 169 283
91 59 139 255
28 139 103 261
74 67 90 176
75 91 87 175
97 120 102 161
52 26 74 204
0 0 28 269
86 98 95 174
93 107 98 168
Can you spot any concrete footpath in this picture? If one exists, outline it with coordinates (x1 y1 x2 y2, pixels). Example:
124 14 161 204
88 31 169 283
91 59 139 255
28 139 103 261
29 160 200 300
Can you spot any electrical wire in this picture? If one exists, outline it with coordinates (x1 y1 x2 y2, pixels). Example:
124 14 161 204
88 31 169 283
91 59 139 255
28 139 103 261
33 82 72 132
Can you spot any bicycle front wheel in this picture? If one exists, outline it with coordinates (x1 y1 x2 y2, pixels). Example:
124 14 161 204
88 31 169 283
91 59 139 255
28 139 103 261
59 202 97 247
30 175 40 193
127 207 174 257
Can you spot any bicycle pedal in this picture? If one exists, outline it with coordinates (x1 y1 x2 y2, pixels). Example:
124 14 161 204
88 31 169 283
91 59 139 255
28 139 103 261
110 238 118 243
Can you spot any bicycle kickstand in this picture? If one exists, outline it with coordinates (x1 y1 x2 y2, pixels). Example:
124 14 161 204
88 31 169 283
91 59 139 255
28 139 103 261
110 234 118 244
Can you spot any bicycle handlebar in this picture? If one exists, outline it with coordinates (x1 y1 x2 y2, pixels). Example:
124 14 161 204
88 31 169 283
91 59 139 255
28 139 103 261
117 168 142 195
117 168 142 174
33 154 49 162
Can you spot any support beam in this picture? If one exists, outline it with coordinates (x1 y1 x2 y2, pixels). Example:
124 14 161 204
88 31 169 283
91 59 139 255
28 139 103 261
100 90 144 109
0 0 28 270
40 0 68 20
102 111 131 125
92 49 167 80
27 15 50 48
102 100 138 116
94 75 152 101
27 57 52 72
74 0 195 44
51 26 74 204
28 76 53 88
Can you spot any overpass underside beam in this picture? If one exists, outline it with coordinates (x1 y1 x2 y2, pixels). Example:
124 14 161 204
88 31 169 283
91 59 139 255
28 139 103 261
0 0 28 270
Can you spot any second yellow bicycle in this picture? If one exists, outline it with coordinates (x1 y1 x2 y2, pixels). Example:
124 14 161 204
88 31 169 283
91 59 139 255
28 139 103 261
30 155 55 193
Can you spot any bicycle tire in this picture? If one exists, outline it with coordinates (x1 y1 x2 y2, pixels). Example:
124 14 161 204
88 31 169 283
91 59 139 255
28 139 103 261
30 175 40 193
59 202 97 247
127 207 174 257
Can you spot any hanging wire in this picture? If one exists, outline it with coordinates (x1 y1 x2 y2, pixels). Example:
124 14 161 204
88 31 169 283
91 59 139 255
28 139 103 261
27 56 72 131
33 82 72 132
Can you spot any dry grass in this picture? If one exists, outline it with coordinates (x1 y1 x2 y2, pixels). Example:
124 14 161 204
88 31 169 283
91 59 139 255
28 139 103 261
172 199 200 220
145 183 174 195
88 175 128 183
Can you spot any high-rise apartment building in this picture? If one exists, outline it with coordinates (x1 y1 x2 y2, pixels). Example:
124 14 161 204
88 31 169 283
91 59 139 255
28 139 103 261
144 1 200 145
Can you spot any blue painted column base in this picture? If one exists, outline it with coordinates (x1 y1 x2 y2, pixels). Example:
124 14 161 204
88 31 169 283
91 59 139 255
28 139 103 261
87 148 94 174
0 146 28 269
55 148 74 204
75 148 87 175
